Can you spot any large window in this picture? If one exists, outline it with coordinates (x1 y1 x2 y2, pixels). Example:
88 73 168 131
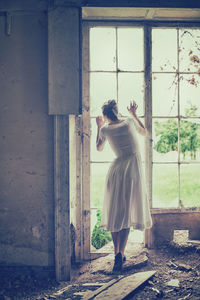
152 28 200 208
84 24 200 235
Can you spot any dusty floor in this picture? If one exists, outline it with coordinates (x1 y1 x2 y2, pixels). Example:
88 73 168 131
1 240 200 300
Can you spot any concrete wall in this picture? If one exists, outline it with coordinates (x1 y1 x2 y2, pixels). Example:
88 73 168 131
149 210 200 247
0 12 54 266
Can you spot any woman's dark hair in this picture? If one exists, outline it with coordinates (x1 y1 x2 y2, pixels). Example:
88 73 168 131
101 100 118 121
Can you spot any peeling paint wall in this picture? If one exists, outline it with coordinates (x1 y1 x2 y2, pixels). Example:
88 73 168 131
0 12 54 266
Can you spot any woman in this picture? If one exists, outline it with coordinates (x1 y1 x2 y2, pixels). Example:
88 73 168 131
96 100 152 272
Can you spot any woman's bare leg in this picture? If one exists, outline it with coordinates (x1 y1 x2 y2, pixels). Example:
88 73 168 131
111 231 120 255
119 228 130 258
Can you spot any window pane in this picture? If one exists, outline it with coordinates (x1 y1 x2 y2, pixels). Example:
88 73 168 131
118 73 144 116
117 27 144 71
179 28 200 73
153 119 178 162
152 28 177 72
90 73 117 116
90 163 110 209
180 74 200 117
153 164 178 208
90 118 116 162
152 74 178 116
180 164 200 207
90 27 116 71
180 118 200 162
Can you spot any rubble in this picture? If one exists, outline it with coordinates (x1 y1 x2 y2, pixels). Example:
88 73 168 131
0 243 200 299
166 279 180 287
167 261 192 271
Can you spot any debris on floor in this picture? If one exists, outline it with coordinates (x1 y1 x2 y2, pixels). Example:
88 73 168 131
166 279 180 287
86 249 148 275
1 240 200 299
167 261 192 272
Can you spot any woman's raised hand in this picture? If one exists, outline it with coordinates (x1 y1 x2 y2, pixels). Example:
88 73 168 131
127 101 138 116
96 116 105 128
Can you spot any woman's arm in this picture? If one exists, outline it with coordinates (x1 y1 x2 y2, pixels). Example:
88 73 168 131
127 101 148 136
96 116 106 151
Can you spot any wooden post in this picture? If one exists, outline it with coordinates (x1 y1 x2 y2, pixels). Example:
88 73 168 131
69 115 83 262
54 115 71 281
82 23 91 260
48 4 82 279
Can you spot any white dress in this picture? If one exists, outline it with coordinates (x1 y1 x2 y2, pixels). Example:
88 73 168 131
100 118 152 232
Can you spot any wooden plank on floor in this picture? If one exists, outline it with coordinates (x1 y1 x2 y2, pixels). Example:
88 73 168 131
188 240 200 244
93 270 156 300
83 276 123 300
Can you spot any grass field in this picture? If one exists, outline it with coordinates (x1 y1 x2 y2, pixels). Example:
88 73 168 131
153 164 200 207
91 163 200 209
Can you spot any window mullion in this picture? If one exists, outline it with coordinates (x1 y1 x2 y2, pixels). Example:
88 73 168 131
144 25 152 208
116 27 119 106
177 28 181 207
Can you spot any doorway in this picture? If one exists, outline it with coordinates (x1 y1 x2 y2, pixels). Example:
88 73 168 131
82 23 149 258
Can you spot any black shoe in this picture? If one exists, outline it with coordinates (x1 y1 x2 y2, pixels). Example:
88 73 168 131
123 256 126 263
112 252 123 272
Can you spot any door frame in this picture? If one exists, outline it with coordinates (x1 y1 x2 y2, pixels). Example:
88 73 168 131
81 21 153 257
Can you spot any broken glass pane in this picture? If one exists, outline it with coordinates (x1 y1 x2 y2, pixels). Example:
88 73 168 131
118 73 144 116
179 28 200 73
152 28 178 72
180 164 200 207
90 27 116 71
117 27 144 71
153 118 178 162
153 164 178 208
90 73 117 116
180 74 200 116
152 74 178 116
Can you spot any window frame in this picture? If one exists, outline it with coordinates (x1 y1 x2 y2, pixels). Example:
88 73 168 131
82 20 200 257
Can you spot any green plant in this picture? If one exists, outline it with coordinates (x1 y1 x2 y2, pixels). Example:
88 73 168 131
91 209 112 249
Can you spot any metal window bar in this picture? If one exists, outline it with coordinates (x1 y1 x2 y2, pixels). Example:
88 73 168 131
89 70 144 73
177 28 181 207
115 27 119 107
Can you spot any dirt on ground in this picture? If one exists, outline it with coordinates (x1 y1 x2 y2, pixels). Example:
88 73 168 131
1 242 200 300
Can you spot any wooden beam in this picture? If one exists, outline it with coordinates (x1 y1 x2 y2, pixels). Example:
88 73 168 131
48 7 81 115
145 8 155 19
81 0 200 8
54 115 71 281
